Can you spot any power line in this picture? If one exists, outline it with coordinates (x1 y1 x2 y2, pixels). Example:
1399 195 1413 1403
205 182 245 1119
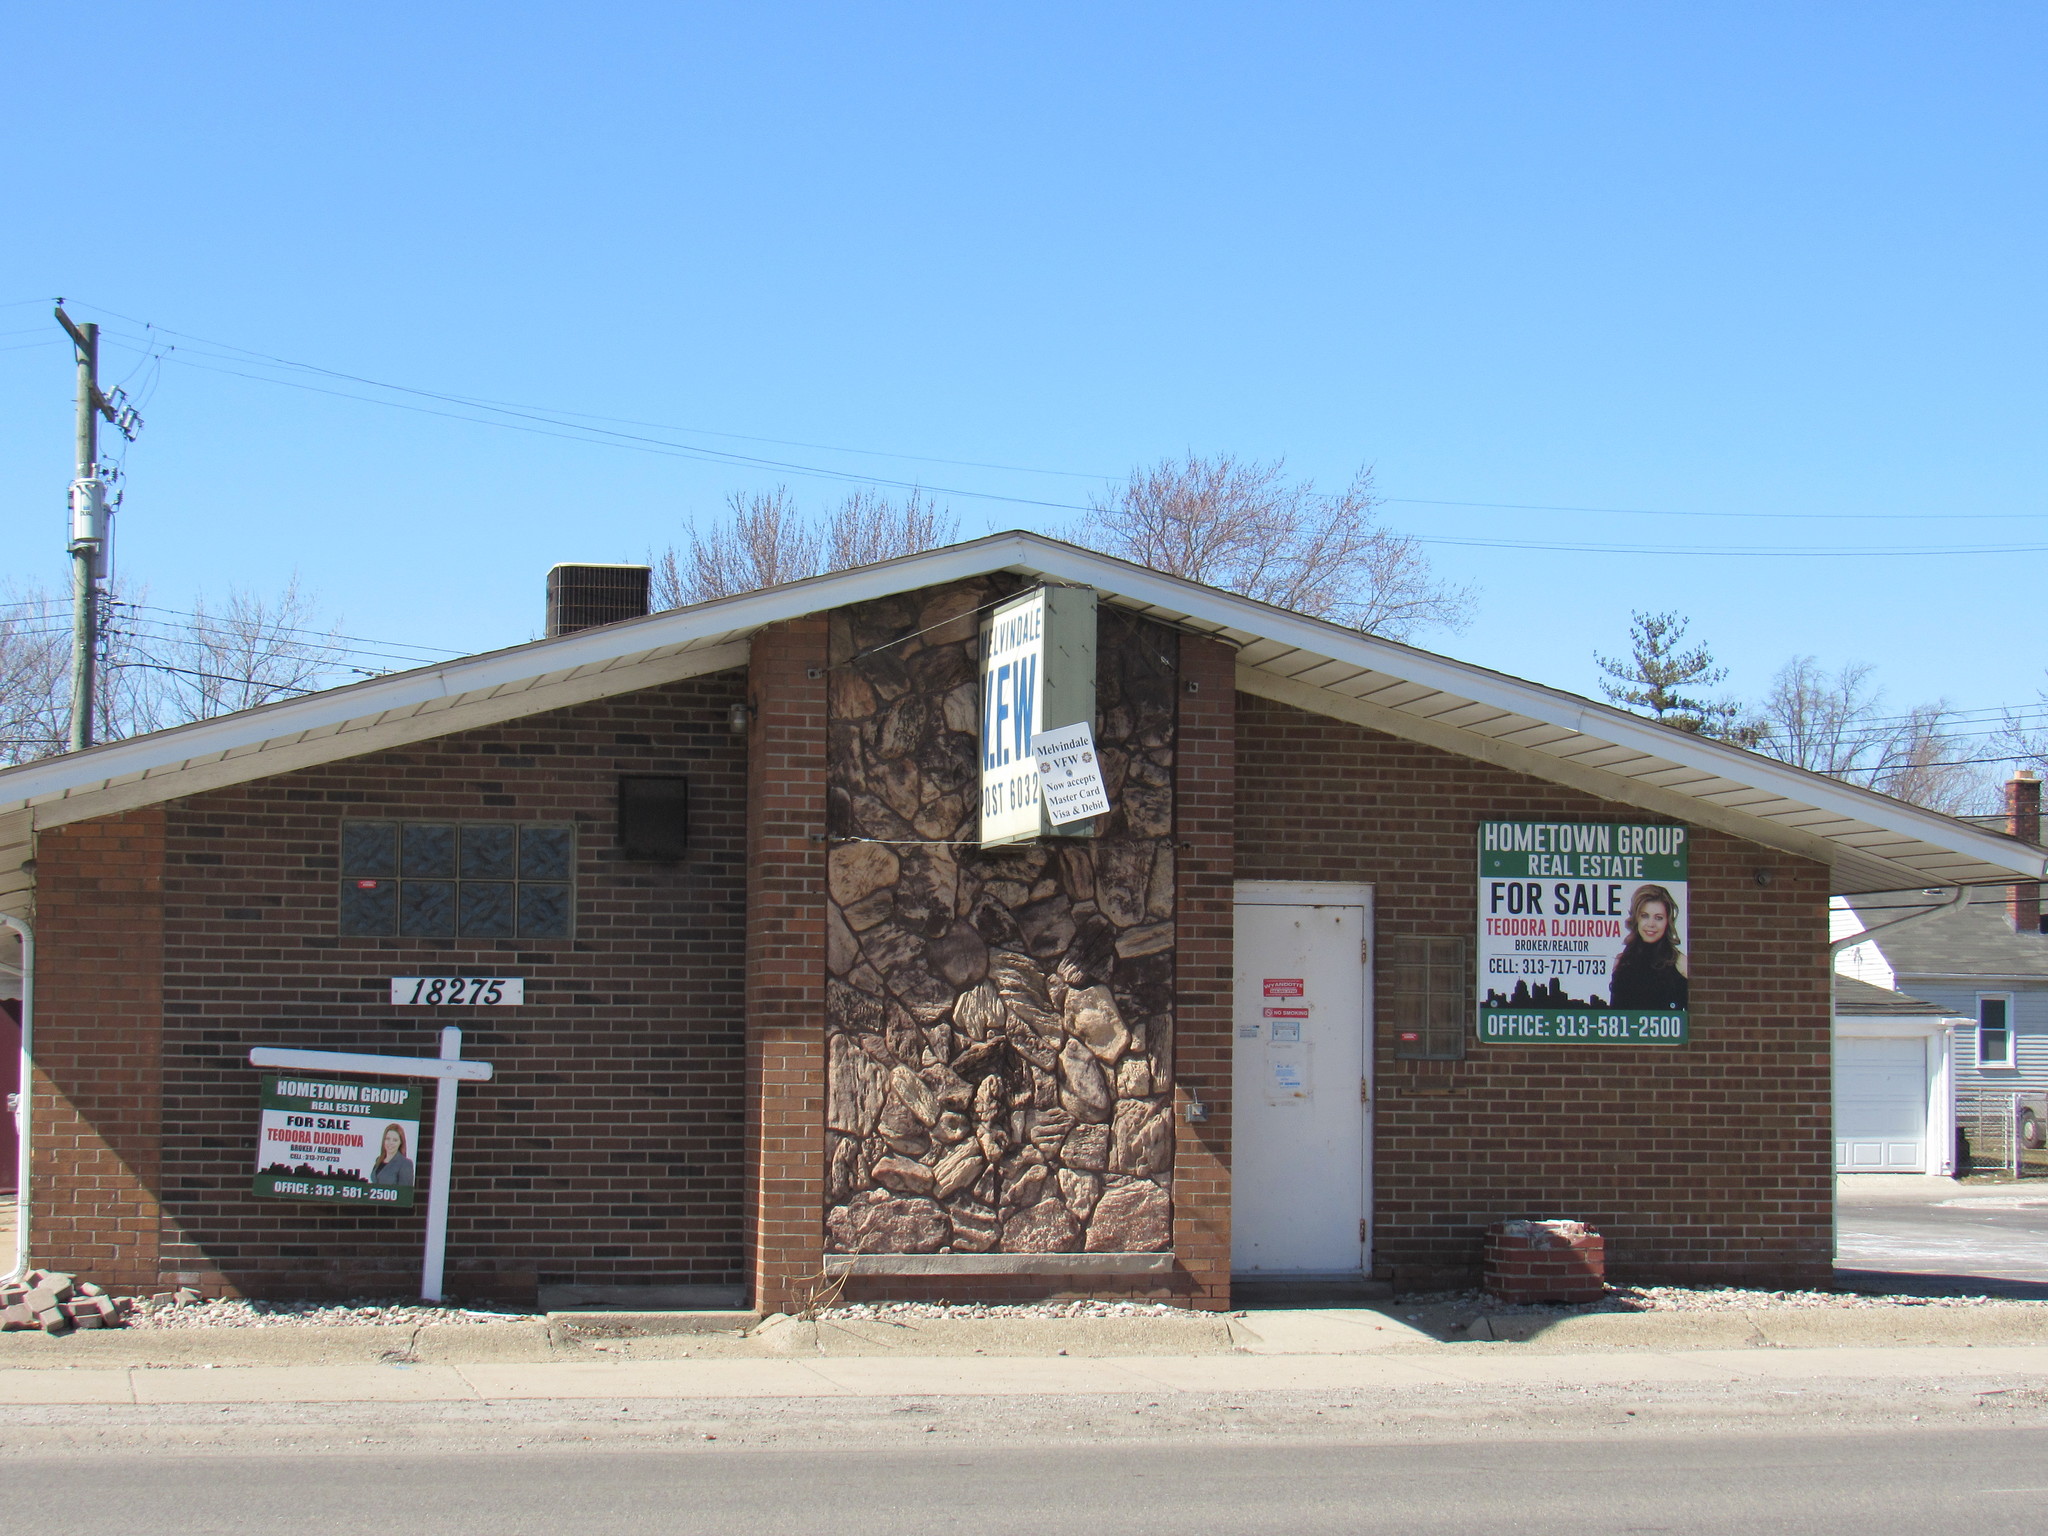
93 341 2048 558
106 658 322 695
1384 495 2048 523
65 301 2048 546
1416 532 2048 558
83 310 1107 481
113 603 466 664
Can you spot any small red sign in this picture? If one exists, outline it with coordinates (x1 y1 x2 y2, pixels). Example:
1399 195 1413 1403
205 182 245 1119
1263 1007 1309 1018
1262 978 1304 998
1398 1031 1421 1042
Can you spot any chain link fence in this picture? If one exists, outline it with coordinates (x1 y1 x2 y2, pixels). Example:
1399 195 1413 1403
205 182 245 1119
1956 1090 2048 1178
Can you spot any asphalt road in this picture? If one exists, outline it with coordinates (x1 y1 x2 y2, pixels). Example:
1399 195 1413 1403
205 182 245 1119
9 1429 2048 1535
1836 1180 2048 1294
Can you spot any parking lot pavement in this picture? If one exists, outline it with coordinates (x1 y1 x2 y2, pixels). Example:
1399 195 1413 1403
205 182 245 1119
1837 1175 2048 1295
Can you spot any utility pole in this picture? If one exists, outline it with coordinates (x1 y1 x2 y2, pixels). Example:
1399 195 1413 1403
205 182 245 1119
54 307 134 752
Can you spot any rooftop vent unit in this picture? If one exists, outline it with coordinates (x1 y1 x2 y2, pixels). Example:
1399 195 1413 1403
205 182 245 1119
546 564 651 638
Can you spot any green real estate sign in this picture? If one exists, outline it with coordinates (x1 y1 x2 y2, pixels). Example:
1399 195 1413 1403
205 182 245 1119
253 1073 422 1206
1477 820 1691 1045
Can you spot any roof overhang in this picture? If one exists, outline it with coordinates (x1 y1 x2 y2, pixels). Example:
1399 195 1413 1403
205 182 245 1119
0 531 2036 896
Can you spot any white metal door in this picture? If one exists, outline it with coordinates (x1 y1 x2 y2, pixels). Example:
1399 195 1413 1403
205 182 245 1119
1836 1036 1927 1171
1231 884 1371 1275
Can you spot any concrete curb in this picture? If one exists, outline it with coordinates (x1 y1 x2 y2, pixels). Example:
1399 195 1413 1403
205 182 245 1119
0 1302 2045 1371
0 1343 2045 1407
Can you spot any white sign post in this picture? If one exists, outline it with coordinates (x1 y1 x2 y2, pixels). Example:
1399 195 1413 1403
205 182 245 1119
248 1027 493 1302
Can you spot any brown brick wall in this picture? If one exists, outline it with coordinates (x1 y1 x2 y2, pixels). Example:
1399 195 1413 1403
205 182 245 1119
58 673 752 1303
745 619 830 1313
1235 693 1834 1289
31 809 167 1293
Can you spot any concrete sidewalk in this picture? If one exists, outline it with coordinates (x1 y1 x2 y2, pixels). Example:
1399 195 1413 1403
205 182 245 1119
7 1298 2048 1370
1 1341 2045 1406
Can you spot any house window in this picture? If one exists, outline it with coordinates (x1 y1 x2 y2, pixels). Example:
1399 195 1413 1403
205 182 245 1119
339 820 574 940
1384 936 1469 1061
1977 994 2015 1069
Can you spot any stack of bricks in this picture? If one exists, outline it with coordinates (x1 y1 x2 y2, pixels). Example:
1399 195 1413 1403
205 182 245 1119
1483 1220 1606 1304
0 1269 127 1332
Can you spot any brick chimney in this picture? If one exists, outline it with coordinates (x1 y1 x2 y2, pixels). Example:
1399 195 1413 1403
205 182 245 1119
546 564 651 638
2009 769 2041 934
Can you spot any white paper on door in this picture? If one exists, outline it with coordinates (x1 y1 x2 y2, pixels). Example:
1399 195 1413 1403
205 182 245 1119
1264 1042 1313 1105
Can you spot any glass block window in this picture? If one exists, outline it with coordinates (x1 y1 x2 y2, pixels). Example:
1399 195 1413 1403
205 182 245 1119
340 820 574 940
1383 935 1469 1061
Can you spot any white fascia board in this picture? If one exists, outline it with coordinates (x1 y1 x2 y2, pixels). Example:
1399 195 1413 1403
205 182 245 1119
1834 1015 1960 1036
1893 971 2048 984
0 528 2034 884
1024 539 2045 883
22 641 750 827
0 539 1029 813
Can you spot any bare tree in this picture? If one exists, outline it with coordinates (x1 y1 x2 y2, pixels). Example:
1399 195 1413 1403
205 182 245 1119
825 490 956 572
0 578 353 765
652 487 958 608
1066 455 1470 640
1757 656 1987 815
126 579 346 724
0 586 73 765
1991 694 2048 793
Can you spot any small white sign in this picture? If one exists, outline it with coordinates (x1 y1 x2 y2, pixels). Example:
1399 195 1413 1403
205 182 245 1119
390 977 524 1006
1266 1043 1312 1104
1029 721 1111 825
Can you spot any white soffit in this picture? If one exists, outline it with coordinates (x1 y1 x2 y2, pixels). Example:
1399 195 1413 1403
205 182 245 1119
0 532 2035 896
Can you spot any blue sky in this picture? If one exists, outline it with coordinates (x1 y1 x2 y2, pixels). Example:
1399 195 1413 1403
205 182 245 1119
1 4 2041 729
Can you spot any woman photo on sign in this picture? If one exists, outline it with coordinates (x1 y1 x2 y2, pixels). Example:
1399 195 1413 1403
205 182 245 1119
1609 884 1688 1010
371 1124 415 1188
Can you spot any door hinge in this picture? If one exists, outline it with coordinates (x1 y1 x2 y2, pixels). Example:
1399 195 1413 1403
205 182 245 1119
1361 938 1370 964
1361 1076 1371 1105
1359 1218 1369 1242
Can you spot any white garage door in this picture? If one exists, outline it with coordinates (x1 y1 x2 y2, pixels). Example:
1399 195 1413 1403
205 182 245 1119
1835 1036 1927 1172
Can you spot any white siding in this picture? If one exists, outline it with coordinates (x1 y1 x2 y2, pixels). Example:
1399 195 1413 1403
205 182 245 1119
1900 979 2048 1096
1830 900 1898 990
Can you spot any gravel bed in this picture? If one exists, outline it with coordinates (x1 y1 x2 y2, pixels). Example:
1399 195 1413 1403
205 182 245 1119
80 1283 2048 1332
1395 1283 2048 1317
122 1298 535 1330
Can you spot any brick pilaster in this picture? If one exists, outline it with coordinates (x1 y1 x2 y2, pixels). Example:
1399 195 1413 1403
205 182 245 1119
32 809 165 1293
1172 636 1236 1309
744 618 830 1312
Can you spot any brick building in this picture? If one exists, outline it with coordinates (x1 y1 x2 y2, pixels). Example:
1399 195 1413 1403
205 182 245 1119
0 533 2037 1310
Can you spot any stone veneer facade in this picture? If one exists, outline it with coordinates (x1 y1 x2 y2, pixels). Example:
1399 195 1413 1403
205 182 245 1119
822 580 1181 1260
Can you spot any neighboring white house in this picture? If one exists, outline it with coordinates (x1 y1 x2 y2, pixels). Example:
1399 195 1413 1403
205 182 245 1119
1833 975 1965 1174
1833 888 2048 1159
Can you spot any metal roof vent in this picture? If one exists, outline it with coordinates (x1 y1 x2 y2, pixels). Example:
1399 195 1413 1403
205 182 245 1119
546 564 651 638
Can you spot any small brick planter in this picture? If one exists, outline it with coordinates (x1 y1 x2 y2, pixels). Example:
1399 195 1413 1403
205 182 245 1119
1484 1219 1605 1304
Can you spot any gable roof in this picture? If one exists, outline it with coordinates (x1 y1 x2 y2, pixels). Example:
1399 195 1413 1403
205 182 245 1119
1841 889 2048 981
1834 975 1961 1017
0 530 2036 897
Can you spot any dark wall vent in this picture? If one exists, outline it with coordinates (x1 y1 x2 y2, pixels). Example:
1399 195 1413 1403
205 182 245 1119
547 564 651 638
618 775 689 861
